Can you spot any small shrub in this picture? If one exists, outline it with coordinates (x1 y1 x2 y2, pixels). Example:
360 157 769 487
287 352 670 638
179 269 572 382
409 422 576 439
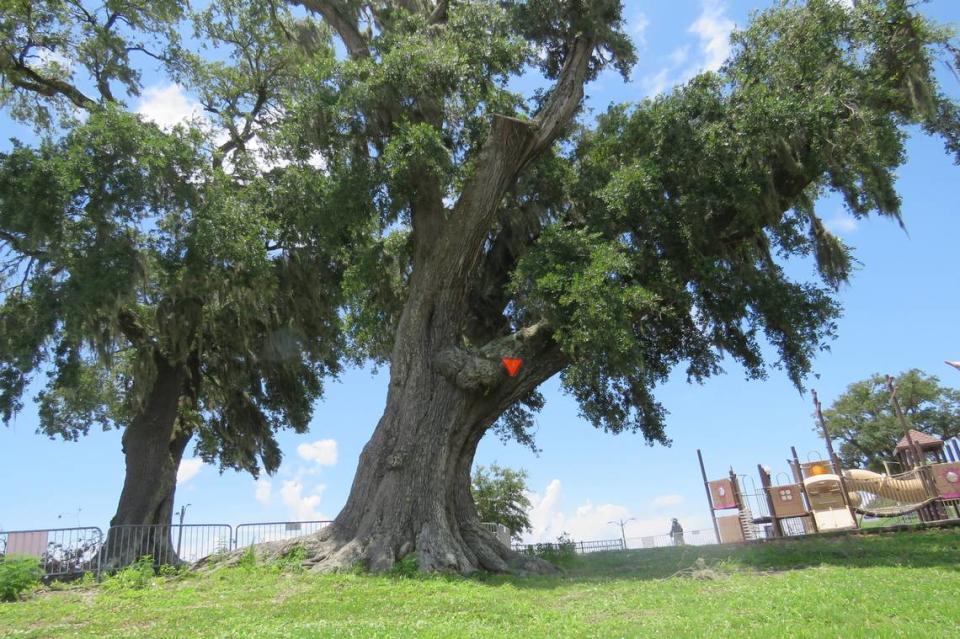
102 555 155 592
272 545 307 573
237 545 257 570
534 543 577 568
158 564 184 579
518 533 578 569
0 555 43 602
206 540 231 565
389 554 420 579
46 579 70 591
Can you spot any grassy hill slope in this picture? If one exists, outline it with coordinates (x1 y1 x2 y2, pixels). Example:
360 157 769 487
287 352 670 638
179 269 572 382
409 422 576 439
2 528 959 638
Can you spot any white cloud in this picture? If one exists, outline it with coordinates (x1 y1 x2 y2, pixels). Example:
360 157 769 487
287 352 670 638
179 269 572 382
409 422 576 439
176 458 204 485
826 213 858 235
689 0 735 72
135 83 327 175
297 439 338 466
136 83 207 131
34 48 73 72
524 480 709 544
652 494 685 508
643 2 734 97
526 479 565 542
280 480 327 520
668 46 691 68
643 67 673 98
525 479 635 542
642 46 691 97
632 13 651 48
254 479 272 506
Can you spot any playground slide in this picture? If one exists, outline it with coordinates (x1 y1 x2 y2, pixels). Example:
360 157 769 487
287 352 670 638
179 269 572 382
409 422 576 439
803 468 933 520
841 468 929 504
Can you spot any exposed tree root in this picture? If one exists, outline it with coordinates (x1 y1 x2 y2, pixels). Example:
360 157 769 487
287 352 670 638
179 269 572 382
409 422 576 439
195 521 556 576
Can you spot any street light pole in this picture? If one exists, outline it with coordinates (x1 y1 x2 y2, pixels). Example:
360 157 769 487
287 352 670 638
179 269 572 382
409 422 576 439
175 504 191 561
608 518 634 549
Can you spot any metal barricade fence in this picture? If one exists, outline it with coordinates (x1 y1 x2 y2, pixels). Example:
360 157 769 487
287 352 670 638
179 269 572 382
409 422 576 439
233 520 332 549
627 528 720 549
0 527 103 580
512 537 625 555
576 538 625 553
481 522 512 546
101 524 233 568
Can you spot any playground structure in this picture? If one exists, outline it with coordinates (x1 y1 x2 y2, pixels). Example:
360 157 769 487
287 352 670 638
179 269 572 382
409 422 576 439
698 381 960 543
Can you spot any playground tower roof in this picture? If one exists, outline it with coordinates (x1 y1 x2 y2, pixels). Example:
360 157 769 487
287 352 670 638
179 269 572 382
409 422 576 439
894 429 943 452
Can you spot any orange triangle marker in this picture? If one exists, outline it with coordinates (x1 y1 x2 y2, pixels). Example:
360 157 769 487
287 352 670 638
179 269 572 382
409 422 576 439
501 357 523 377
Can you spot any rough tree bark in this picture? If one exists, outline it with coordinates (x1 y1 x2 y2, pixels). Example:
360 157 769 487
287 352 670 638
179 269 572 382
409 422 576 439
101 354 192 570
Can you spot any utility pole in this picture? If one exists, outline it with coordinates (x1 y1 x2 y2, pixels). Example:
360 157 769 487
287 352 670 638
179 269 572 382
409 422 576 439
608 518 634 549
175 503 191 561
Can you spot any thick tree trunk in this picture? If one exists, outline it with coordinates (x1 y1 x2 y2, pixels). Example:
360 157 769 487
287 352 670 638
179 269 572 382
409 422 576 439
300 369 535 573
290 273 564 574
101 355 191 570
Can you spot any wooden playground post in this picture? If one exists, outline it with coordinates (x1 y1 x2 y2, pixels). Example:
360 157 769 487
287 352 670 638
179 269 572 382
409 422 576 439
728 468 745 511
757 464 783 538
812 390 859 527
697 449 722 544
887 375 942 520
886 375 925 469
791 445 818 533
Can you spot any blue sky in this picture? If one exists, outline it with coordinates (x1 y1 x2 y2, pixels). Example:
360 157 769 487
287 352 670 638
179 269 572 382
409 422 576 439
2 0 959 544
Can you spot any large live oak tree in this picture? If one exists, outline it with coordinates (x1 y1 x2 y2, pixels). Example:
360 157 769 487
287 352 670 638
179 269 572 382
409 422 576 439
3 0 960 574
0 1 360 565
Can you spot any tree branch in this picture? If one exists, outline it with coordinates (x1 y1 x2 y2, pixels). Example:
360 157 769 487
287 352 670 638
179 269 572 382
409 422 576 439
292 0 370 59
428 0 449 25
117 309 150 346
2 59 98 111
213 87 271 170
437 37 595 281
435 320 556 392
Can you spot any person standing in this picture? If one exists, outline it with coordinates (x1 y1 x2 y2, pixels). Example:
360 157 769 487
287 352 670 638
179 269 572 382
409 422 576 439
670 518 685 546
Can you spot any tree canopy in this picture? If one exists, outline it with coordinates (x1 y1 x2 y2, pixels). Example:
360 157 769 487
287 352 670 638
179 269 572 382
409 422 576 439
823 369 960 471
0 0 361 478
471 464 533 541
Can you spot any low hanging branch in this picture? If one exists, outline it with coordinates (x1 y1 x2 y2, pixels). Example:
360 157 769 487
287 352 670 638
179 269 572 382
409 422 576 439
434 320 555 392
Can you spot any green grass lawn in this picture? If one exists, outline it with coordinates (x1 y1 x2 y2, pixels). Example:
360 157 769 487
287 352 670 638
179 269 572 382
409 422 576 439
2 528 959 638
